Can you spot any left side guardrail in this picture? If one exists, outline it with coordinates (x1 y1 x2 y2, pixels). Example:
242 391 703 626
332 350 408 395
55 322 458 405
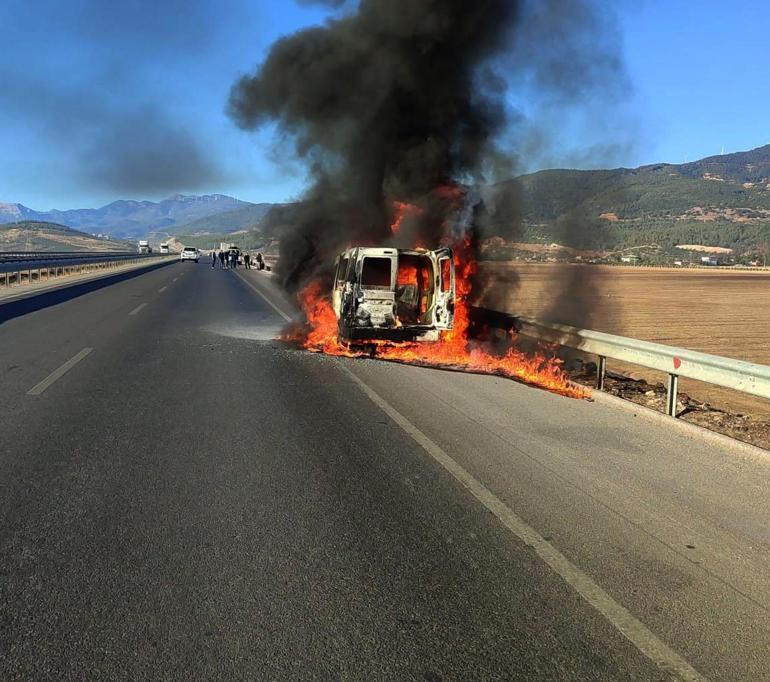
0 252 167 289
472 306 770 417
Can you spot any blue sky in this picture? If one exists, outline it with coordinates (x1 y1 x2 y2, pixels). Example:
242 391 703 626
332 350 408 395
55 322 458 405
1 1 768 210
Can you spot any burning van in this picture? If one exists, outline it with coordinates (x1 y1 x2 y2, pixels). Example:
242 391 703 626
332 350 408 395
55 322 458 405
332 246 455 343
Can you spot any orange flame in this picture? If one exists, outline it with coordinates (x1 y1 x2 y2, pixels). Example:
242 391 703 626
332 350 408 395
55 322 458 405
390 201 422 235
289 237 586 399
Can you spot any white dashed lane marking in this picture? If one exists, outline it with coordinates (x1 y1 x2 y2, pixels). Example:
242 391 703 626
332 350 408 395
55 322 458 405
27 348 94 396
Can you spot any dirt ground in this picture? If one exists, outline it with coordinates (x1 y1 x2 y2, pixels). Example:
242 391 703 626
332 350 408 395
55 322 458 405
476 262 770 448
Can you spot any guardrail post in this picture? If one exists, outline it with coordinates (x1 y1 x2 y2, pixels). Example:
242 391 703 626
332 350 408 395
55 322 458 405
596 356 606 390
666 373 679 417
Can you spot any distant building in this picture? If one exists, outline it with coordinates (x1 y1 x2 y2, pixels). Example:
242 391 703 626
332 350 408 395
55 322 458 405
620 254 641 264
700 256 720 266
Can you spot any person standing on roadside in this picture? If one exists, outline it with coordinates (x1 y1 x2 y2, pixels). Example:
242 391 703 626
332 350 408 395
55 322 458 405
211 250 217 269
244 253 251 269
219 250 226 269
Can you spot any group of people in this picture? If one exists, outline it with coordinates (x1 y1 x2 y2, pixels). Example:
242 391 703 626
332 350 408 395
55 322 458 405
211 250 265 271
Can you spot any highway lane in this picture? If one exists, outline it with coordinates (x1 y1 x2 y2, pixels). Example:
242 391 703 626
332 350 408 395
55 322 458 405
0 261 767 679
0 259 184 397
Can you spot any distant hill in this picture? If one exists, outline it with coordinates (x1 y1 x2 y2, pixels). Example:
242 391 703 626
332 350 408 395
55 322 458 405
176 227 278 253
486 144 770 251
155 202 281 237
0 221 135 252
195 146 770 254
0 194 255 240
7 144 770 253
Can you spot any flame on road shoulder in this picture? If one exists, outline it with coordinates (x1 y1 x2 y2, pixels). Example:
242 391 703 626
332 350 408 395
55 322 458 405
285 239 587 399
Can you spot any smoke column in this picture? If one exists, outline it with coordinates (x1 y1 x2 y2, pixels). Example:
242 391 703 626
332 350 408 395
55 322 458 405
229 0 518 291
230 0 632 341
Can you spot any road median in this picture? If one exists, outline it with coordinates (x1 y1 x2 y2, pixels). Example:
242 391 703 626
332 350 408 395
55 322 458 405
0 255 177 305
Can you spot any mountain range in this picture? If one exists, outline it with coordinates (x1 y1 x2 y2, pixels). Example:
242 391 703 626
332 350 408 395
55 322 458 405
5 144 770 252
484 144 770 251
0 194 263 240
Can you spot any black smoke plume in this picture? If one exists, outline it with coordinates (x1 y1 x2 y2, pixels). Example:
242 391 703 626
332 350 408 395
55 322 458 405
229 0 518 291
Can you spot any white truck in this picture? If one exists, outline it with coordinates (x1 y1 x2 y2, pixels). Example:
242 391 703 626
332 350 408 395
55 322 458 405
159 242 170 254
138 240 151 254
332 246 455 343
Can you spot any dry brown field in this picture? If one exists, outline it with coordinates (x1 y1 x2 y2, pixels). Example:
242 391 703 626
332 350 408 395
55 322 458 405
476 262 770 417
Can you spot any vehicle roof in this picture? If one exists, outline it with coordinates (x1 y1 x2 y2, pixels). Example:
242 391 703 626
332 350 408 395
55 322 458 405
338 247 435 258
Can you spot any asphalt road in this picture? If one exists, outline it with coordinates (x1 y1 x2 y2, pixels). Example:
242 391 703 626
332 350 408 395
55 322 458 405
0 261 768 680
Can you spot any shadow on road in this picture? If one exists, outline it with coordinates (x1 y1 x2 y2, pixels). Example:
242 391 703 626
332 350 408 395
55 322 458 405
0 260 176 325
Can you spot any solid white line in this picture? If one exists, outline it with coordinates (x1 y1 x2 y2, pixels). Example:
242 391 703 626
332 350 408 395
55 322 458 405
234 270 293 322
27 348 93 396
159 286 167 292
128 302 147 316
337 364 705 682
173 277 178 282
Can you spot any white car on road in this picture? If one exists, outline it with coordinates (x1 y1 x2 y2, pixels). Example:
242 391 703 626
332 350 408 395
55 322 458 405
180 247 199 263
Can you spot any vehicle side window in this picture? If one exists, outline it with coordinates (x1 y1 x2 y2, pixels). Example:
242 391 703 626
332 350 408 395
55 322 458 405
361 257 392 288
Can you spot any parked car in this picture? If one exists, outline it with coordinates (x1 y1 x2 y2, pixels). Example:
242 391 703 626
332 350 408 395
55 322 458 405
180 247 199 263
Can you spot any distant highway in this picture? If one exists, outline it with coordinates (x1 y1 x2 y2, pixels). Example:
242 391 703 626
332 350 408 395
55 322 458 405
0 261 768 679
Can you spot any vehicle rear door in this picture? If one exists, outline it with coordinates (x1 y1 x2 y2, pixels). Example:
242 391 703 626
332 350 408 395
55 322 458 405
432 247 455 329
332 254 348 318
357 253 396 326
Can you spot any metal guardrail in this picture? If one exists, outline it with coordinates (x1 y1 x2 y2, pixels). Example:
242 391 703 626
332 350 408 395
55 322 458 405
0 252 157 271
0 251 141 261
474 307 770 417
0 252 167 287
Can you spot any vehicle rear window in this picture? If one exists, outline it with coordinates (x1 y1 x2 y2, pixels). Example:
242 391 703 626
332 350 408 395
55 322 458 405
361 257 392 288
183 247 196 252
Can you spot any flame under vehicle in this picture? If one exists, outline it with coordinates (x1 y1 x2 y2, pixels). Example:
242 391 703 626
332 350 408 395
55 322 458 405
333 247 455 343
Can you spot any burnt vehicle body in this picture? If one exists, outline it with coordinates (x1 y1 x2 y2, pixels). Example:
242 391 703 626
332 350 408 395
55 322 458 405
333 247 455 343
